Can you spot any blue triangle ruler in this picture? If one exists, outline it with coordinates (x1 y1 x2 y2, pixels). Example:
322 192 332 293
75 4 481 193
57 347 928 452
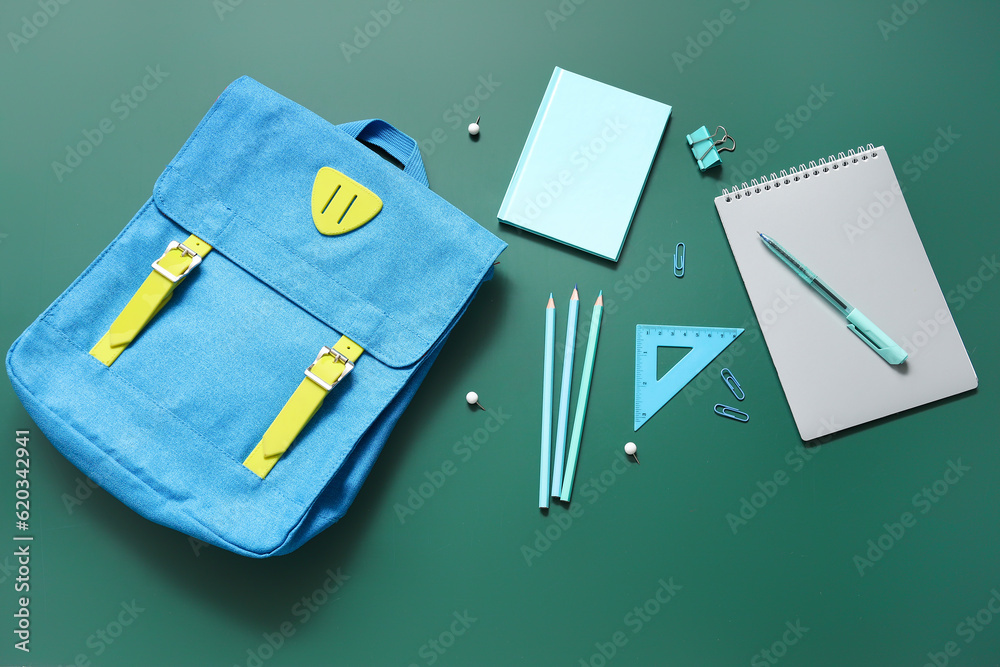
634 324 744 431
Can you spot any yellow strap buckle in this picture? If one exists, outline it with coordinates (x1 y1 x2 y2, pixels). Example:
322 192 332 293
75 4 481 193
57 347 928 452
304 346 354 391
151 241 202 283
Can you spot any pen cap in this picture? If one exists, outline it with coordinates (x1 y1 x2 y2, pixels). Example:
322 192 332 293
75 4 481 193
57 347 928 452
845 308 908 365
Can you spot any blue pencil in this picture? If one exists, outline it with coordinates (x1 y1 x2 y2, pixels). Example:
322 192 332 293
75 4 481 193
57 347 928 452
551 286 579 497
539 294 555 509
560 292 603 503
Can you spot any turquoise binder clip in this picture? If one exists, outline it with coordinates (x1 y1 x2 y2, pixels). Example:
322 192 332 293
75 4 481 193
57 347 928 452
686 125 735 171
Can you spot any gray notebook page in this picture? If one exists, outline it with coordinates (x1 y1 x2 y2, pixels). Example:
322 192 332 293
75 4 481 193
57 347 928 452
714 146 977 440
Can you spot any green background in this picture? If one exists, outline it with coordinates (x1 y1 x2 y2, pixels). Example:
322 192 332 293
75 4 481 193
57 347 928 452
2 0 999 665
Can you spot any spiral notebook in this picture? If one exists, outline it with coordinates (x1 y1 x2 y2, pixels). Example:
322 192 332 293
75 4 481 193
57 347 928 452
714 144 977 440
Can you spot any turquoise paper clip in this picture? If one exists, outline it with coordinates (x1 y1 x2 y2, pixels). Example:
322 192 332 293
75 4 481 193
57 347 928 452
721 368 744 400
673 243 685 278
715 404 749 422
686 125 735 171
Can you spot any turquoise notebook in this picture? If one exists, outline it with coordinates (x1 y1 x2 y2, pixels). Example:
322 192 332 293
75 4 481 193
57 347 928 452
498 67 671 261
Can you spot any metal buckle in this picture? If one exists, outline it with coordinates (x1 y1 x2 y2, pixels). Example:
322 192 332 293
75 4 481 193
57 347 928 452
151 241 202 283
304 346 354 391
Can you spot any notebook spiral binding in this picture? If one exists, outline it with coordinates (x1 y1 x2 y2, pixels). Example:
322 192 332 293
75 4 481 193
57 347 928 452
721 144 878 202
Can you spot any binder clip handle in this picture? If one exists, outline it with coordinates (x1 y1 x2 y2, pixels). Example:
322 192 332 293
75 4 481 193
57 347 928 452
687 125 736 171
697 126 736 160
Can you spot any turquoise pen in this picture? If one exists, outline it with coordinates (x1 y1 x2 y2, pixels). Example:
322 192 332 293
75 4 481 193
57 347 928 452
758 232 907 365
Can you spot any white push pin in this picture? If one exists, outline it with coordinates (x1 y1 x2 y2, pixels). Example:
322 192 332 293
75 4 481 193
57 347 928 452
468 116 480 136
466 391 485 411
624 441 639 464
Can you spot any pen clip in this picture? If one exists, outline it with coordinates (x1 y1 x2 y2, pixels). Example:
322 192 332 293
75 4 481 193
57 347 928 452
845 308 907 365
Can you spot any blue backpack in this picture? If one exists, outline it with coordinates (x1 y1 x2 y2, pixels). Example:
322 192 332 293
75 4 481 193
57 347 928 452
6 76 506 557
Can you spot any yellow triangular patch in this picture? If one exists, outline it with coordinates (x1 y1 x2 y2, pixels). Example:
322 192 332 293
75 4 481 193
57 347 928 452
311 167 382 235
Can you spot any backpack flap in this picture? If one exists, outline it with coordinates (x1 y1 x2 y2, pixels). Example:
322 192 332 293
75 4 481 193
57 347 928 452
156 76 501 369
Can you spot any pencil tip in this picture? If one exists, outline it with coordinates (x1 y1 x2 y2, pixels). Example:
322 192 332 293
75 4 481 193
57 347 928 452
547 295 555 308
595 292 603 306
571 286 579 300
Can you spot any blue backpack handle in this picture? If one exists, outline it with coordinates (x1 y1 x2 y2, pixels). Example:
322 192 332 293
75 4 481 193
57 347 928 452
338 119 429 188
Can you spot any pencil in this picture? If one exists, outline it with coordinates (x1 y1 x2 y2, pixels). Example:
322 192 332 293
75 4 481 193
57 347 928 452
551 286 579 497
539 294 555 509
559 291 603 503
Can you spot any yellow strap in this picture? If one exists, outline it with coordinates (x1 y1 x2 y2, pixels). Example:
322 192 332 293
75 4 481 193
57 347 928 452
90 235 212 367
243 336 364 479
